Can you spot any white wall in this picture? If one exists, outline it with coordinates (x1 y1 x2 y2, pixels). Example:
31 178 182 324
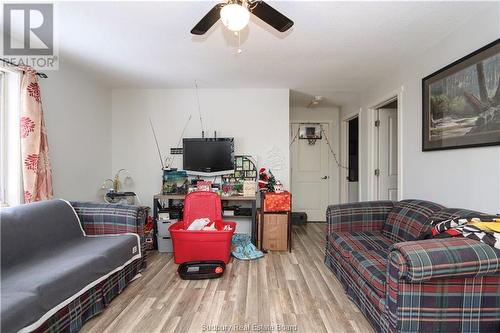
290 106 341 205
111 89 289 205
41 60 111 201
358 5 500 213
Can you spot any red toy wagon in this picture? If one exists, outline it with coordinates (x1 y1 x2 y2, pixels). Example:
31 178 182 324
169 191 236 264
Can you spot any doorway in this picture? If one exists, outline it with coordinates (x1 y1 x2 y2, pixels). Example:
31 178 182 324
290 123 330 221
375 99 398 201
347 116 359 202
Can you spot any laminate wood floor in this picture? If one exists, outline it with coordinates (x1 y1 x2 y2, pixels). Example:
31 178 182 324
81 223 375 333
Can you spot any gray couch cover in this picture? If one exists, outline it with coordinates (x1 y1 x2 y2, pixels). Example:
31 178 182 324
0 200 141 333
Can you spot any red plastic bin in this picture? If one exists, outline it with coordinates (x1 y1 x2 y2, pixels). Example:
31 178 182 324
169 191 236 264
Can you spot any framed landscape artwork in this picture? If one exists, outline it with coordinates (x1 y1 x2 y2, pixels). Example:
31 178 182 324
422 39 500 151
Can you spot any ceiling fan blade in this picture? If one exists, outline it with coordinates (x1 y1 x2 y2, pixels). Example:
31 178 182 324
191 3 223 35
250 1 294 32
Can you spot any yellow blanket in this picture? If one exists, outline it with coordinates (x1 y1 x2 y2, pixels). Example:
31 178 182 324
468 218 500 233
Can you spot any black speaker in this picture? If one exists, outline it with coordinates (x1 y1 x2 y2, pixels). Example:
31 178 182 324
291 212 307 225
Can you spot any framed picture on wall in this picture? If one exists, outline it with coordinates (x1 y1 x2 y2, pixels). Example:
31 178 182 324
236 156 243 169
422 39 500 151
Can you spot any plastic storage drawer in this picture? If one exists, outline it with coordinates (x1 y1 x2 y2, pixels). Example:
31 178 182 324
157 235 173 253
157 219 175 235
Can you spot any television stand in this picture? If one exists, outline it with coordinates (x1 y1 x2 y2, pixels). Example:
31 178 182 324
152 193 258 250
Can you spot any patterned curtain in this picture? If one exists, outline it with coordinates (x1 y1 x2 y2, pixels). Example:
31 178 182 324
20 67 53 203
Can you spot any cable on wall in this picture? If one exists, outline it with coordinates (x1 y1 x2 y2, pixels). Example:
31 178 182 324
194 80 205 137
166 114 192 168
149 118 165 169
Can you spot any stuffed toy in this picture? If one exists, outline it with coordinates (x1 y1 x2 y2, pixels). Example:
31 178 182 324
258 168 277 192
258 168 268 191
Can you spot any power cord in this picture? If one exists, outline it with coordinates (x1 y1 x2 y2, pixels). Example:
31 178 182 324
320 127 349 171
290 126 300 148
290 124 349 170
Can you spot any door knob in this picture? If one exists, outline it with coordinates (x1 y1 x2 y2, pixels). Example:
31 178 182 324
321 176 328 179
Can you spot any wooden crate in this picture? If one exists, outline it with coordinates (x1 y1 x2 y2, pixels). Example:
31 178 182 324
260 213 289 251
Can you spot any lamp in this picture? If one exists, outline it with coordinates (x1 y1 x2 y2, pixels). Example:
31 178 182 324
100 169 133 193
101 169 137 204
220 3 250 32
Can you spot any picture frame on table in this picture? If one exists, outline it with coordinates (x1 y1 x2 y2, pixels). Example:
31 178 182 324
422 39 500 151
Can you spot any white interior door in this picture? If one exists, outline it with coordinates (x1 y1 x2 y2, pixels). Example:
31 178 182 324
377 109 398 201
290 123 330 221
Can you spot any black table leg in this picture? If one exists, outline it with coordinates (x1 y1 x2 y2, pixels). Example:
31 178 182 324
251 200 257 245
153 198 159 250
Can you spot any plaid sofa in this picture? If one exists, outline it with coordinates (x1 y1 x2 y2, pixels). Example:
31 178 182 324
30 202 149 333
325 199 500 333
70 201 149 269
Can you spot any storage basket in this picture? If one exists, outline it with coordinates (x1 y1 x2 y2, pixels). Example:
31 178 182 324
169 192 236 264
169 221 235 263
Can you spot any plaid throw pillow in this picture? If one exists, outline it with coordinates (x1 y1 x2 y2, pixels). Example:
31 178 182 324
382 199 444 242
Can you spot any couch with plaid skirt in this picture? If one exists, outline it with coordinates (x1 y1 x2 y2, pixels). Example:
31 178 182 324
1 200 148 333
325 199 500 333
70 201 149 269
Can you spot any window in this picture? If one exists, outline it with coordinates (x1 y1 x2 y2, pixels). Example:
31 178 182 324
0 68 22 206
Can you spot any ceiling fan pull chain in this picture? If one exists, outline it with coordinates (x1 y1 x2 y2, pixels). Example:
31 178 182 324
237 31 243 54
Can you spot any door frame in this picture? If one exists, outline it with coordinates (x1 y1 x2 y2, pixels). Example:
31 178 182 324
340 113 360 203
367 87 404 201
290 121 334 217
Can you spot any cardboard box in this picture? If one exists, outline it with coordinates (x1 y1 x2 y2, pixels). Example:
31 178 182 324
260 213 288 251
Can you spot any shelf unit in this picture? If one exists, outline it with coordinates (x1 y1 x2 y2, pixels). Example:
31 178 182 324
153 193 258 250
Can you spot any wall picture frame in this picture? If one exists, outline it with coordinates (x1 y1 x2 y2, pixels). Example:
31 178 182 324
236 156 243 169
422 39 500 151
242 160 250 171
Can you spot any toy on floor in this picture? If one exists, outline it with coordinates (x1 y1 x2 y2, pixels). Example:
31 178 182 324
231 233 264 260
177 261 225 280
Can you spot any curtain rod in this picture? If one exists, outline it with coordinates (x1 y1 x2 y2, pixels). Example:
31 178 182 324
0 58 48 78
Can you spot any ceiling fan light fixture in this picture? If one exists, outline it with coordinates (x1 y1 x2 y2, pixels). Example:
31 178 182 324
220 3 250 32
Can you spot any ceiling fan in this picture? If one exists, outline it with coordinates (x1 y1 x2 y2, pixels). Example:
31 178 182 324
191 0 294 35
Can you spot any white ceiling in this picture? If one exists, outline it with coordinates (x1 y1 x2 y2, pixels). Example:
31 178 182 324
7 1 494 106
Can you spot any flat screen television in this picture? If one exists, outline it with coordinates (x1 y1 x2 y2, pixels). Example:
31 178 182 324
183 138 235 176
